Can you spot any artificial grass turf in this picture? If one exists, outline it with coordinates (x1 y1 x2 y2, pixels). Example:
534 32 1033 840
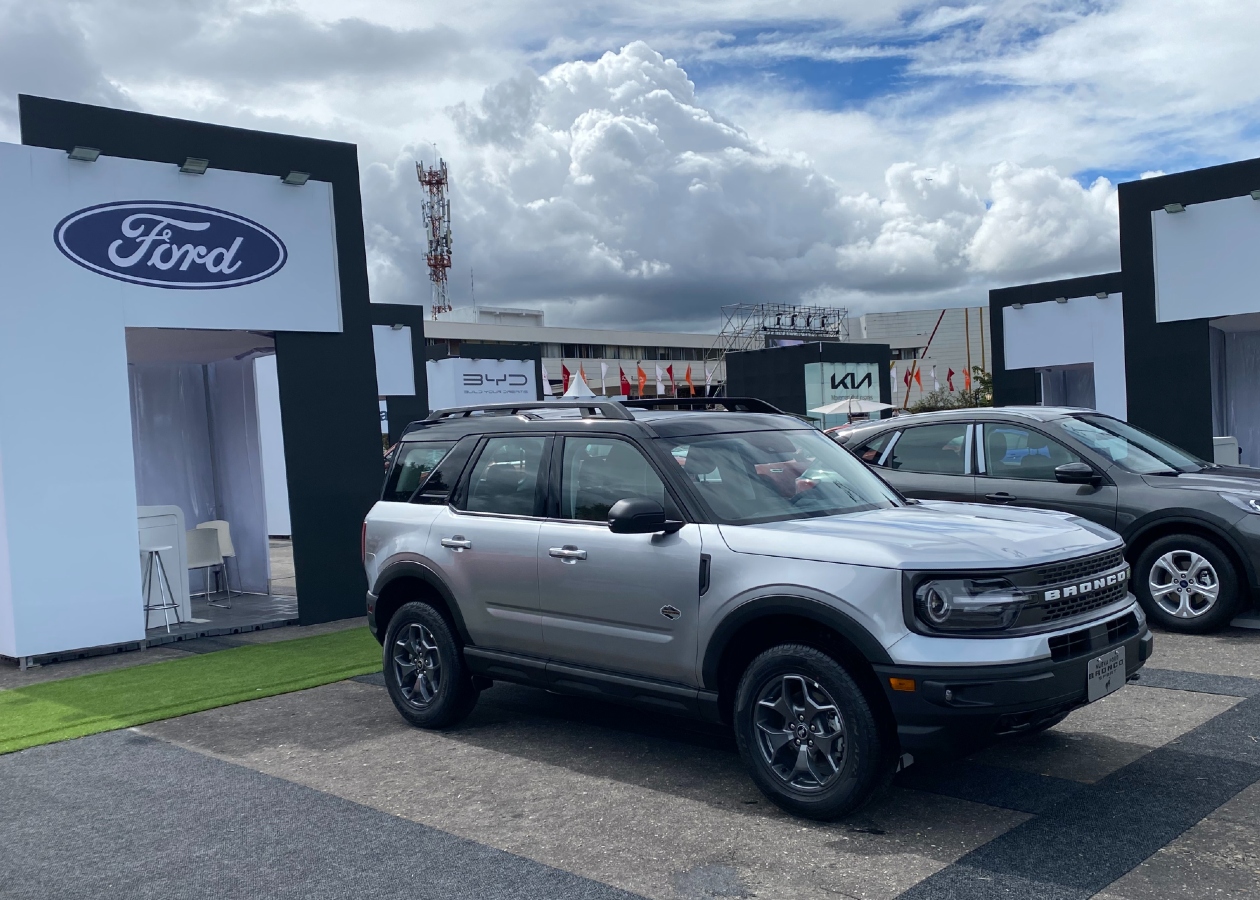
0 627 382 755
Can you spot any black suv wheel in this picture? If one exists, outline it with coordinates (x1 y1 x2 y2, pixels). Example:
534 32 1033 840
383 601 479 728
733 644 894 820
1134 534 1241 634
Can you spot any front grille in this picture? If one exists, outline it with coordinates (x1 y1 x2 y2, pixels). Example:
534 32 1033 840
1048 629 1092 661
1038 580 1128 623
1048 611 1139 662
1108 612 1139 645
1032 548 1125 587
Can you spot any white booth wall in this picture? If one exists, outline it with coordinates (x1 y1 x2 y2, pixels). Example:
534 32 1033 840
1002 294 1127 419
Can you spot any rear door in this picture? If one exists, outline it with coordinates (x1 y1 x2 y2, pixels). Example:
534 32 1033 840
975 422 1118 528
873 421 976 501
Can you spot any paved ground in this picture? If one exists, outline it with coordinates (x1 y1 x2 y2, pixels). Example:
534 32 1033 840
1 624 1258 899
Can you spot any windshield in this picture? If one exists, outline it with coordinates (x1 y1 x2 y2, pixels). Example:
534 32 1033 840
1060 415 1207 475
663 428 901 525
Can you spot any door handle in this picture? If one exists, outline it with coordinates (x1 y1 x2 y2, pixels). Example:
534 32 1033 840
441 536 472 551
985 492 1015 503
548 545 588 564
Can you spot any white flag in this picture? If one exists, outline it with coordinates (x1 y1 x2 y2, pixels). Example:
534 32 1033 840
704 364 713 388
540 361 554 397
600 361 608 394
891 364 898 396
655 364 665 395
932 365 939 391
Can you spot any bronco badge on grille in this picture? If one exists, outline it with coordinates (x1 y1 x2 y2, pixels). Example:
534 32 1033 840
1040 565 1129 603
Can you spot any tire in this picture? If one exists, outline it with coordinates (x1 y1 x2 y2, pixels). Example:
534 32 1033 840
1134 534 1241 634
733 644 895 821
382 601 479 728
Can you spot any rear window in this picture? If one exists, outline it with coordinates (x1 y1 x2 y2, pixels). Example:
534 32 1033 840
383 441 455 502
853 431 894 465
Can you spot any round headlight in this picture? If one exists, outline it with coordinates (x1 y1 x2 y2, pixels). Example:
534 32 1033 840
920 585 951 624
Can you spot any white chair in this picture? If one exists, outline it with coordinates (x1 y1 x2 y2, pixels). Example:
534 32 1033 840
196 520 238 602
186 528 225 607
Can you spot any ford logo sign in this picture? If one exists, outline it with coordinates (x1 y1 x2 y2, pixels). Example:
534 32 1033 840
54 201 288 289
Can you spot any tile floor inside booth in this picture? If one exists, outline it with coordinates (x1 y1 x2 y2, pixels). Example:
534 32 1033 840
2 624 1259 900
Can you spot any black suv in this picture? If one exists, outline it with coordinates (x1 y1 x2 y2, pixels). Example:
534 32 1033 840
837 407 1260 633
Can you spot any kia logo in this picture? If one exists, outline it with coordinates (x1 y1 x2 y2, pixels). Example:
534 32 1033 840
54 201 287 289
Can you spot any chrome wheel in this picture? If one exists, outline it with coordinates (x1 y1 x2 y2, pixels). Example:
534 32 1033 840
393 623 442 708
1149 550 1220 619
754 674 846 791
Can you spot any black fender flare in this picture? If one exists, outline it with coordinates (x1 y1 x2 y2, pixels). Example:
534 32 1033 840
701 594 893 692
372 556 472 644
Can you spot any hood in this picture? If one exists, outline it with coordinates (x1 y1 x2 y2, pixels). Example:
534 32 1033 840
718 501 1119 570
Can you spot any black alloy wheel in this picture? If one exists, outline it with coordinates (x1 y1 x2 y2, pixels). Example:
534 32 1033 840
382 601 479 728
734 644 894 820
1134 534 1241 634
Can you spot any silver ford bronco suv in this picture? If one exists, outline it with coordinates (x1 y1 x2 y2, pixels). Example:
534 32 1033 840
364 399 1153 819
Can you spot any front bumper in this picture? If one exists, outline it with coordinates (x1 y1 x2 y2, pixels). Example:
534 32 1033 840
875 622 1153 755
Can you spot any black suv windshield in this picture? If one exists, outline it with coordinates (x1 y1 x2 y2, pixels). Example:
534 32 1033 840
663 428 901 524
1060 414 1207 475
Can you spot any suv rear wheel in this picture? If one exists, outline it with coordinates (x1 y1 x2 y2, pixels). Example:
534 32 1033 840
383 601 479 728
1134 534 1240 634
733 644 894 820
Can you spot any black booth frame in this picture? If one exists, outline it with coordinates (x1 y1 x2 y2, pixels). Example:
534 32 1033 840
724 342 893 416
20 94 391 626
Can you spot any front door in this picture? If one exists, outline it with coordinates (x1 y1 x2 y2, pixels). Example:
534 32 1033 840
425 434 551 657
537 435 702 685
876 421 977 501
975 422 1118 529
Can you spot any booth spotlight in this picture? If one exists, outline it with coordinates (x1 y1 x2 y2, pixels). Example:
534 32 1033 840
1096 291 1109 299
1251 190 1260 201
390 323 405 331
1055 297 1068 304
1164 202 1186 214
180 157 210 175
67 146 101 163
1011 303 1023 310
282 171 310 186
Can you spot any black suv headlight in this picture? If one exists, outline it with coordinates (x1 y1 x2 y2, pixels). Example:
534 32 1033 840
914 577 1030 633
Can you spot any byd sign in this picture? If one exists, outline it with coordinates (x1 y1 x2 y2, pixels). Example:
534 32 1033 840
54 201 288 289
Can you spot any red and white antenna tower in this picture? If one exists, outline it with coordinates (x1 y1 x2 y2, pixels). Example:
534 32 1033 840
416 156 453 319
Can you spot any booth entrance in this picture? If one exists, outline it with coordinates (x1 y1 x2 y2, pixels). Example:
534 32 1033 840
126 328 298 645
1209 314 1260 468
1037 363 1097 410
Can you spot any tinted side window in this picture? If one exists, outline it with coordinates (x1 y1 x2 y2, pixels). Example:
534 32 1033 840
885 423 968 475
854 432 893 465
560 437 675 522
457 436 548 517
983 425 1080 482
412 437 478 505
383 441 455 502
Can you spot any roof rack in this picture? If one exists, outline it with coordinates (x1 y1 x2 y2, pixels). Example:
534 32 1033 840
621 397 787 415
409 400 635 431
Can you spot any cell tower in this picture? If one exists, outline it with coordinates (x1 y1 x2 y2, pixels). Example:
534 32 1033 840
416 157 453 319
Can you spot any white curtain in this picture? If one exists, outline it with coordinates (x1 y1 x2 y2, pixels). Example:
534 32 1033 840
1211 328 1260 467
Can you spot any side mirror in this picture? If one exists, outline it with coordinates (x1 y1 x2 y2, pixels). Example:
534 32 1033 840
608 497 684 535
1055 462 1100 486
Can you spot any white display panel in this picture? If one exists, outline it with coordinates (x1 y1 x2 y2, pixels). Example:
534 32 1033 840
1153 195 1260 323
1002 295 1128 419
426 357 537 411
372 325 417 396
0 142 341 332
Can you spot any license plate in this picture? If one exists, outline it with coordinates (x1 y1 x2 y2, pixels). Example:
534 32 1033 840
1087 647 1126 702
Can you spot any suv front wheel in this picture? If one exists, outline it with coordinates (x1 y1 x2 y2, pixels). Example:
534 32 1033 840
733 644 894 820
1134 534 1240 634
383 601 480 728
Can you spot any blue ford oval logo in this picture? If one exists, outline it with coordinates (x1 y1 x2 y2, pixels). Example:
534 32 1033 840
54 201 288 289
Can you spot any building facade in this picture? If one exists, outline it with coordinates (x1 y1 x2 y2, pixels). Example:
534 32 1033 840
855 306 990 408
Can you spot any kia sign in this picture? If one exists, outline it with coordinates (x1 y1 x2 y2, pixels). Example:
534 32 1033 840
53 201 288 289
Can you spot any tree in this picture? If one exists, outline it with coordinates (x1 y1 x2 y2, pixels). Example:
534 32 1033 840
906 367 992 414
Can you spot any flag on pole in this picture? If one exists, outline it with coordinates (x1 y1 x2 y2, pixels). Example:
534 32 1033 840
600 362 608 394
579 363 588 393
684 365 695 396
946 368 955 391
666 364 676 396
913 367 922 389
619 367 631 396
964 368 972 390
891 364 898 396
932 366 939 391
903 369 912 391
561 363 571 394
540 361 555 397
704 364 713 391
655 364 665 395
636 364 647 397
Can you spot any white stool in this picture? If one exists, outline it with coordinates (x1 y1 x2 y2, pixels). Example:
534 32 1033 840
141 545 182 633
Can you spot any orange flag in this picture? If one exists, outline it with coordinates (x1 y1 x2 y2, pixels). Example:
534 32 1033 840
636 364 647 396
684 365 695 395
964 368 972 390
913 367 923 389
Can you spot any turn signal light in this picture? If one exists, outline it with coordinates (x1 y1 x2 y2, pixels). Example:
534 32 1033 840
889 677 916 693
